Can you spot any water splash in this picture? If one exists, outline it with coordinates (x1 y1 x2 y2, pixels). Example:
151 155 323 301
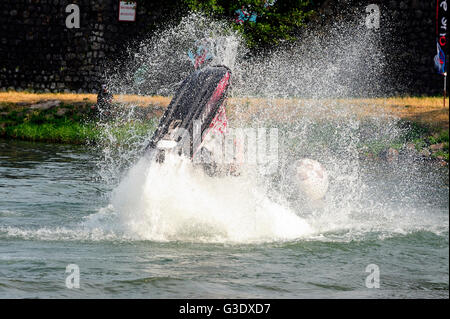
110 13 244 96
83 154 313 243
81 13 449 244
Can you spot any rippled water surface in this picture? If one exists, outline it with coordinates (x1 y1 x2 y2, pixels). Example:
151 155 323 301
0 139 448 298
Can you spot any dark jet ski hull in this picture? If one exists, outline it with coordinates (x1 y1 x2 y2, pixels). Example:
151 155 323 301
145 65 231 161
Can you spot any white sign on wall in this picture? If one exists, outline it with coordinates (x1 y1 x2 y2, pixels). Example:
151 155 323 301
118 1 136 22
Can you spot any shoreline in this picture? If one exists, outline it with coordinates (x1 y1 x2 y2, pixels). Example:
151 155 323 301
0 92 448 165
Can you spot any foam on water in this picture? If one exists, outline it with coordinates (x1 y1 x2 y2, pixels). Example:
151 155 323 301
3 13 446 245
82 152 447 243
84 154 314 243
82 13 448 243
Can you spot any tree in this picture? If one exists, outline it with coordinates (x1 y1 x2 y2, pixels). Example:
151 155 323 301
184 0 315 48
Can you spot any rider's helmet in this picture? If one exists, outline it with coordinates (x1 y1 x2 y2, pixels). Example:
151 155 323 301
188 39 214 69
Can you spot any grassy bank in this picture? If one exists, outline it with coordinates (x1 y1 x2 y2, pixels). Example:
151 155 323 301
362 121 449 162
5 122 98 144
0 92 448 163
0 98 158 145
1 101 94 143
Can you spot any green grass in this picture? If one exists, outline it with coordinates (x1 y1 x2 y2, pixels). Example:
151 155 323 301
428 130 449 144
1 100 448 162
432 150 450 161
1 102 95 143
3 121 158 145
275 118 449 162
4 122 99 144
0 102 158 145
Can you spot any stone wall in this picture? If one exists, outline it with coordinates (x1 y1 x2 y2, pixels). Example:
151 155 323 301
0 0 447 95
0 0 180 93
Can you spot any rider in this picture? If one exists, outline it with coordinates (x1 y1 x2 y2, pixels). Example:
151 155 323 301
188 39 243 176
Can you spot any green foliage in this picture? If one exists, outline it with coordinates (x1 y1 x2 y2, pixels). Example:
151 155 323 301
0 103 158 145
436 130 449 143
431 150 449 161
5 122 99 144
102 120 158 145
184 0 315 48
413 138 427 151
3 120 157 145
397 120 431 142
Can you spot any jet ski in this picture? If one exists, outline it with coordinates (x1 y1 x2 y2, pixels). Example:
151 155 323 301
144 65 231 164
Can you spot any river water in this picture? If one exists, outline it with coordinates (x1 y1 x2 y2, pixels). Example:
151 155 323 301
0 138 448 298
